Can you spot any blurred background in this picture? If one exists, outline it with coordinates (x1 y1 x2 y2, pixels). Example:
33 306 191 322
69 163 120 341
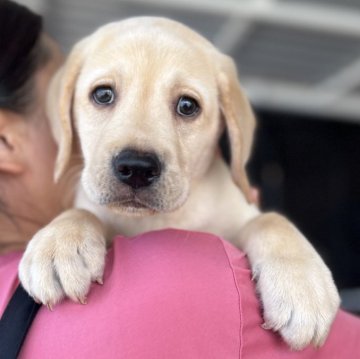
18 0 360 314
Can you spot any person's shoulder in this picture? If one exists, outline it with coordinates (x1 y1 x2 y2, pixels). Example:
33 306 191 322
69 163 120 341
23 229 249 358
111 228 251 281
109 228 250 358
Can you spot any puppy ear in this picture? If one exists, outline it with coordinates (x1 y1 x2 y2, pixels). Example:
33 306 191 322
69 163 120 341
47 39 88 182
217 54 256 203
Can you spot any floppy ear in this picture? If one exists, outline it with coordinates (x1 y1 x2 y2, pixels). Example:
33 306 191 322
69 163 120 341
47 39 88 182
217 54 256 203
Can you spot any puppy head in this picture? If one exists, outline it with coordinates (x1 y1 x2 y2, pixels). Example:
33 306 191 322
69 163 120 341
49 17 255 215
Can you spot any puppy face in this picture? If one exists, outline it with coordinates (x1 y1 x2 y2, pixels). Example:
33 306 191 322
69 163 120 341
49 18 256 215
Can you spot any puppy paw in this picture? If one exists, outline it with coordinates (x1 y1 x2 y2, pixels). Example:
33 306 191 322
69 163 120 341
19 210 106 308
254 254 340 350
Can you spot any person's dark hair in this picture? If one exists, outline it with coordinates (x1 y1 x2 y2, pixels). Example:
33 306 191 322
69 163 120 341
0 0 49 113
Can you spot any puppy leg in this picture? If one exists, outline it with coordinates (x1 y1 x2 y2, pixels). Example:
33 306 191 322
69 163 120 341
238 212 340 350
19 209 106 308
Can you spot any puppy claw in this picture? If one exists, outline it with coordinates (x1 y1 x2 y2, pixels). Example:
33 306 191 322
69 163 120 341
33 297 41 305
96 277 104 285
261 322 272 330
46 303 54 311
251 267 259 282
262 320 285 332
76 296 87 305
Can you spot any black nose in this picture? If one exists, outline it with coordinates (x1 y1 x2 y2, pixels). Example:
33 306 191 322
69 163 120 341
112 150 162 189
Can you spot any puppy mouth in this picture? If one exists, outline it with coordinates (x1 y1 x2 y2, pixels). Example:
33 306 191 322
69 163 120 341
120 199 148 209
88 169 188 214
101 194 159 214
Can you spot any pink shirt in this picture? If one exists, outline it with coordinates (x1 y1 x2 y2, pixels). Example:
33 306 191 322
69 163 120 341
1 229 359 358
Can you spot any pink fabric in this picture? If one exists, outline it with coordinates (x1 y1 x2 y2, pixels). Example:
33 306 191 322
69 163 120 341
1 229 359 358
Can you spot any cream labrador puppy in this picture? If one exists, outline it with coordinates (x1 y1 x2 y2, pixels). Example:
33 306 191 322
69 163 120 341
19 17 340 350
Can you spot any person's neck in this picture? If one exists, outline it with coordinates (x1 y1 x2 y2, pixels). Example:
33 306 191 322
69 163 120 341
0 214 39 255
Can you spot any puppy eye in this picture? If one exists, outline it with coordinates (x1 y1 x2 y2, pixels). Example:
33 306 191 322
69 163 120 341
92 86 115 105
176 96 200 117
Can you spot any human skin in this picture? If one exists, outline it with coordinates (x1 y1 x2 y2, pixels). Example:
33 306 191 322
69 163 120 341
0 35 64 254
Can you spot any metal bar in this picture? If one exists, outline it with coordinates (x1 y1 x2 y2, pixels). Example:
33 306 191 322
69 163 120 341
212 15 252 53
243 78 360 122
317 57 360 94
127 0 360 37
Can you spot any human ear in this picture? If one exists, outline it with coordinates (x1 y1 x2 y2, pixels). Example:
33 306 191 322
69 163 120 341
0 113 25 175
